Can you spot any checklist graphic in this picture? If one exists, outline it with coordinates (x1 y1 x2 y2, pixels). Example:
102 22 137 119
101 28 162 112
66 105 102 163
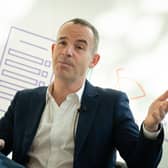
0 26 55 113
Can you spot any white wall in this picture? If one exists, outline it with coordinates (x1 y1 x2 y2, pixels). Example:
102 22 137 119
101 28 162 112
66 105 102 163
0 0 167 167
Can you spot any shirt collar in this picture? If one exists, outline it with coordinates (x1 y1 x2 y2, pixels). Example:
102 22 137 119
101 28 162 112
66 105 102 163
46 81 85 103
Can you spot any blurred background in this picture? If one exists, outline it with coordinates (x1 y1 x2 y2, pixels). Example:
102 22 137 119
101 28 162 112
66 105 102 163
0 0 167 167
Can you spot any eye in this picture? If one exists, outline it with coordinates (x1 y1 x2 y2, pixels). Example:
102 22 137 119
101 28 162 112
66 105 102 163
57 40 67 46
75 44 85 50
76 45 83 49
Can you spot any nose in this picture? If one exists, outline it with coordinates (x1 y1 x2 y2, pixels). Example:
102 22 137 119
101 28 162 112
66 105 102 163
62 45 74 57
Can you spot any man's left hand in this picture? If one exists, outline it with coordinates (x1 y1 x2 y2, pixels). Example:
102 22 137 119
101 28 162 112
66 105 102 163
144 90 168 132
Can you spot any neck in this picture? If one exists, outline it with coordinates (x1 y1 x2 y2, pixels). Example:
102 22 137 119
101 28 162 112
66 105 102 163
51 78 85 106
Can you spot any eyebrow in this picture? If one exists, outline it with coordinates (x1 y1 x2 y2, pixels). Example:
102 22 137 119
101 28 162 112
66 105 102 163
57 36 67 41
57 36 88 46
77 39 88 46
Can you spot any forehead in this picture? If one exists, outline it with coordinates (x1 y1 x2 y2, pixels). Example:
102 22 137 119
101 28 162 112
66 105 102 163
57 22 94 43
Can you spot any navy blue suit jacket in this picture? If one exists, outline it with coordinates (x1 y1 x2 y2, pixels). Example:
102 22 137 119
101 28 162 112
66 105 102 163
0 81 163 168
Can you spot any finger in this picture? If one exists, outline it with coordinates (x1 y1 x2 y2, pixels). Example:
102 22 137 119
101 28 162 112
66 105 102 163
157 90 168 101
0 139 5 150
159 101 168 119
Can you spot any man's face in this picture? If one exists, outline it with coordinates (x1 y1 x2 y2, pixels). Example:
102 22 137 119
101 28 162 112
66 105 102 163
52 22 99 83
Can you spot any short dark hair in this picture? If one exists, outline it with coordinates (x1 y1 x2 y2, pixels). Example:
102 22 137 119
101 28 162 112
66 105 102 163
62 18 99 53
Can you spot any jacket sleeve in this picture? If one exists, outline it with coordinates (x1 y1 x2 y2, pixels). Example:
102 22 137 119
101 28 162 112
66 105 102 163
0 92 19 155
113 92 163 168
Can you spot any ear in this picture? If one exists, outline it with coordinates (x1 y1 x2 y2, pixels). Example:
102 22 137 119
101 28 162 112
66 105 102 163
89 54 100 68
51 43 56 54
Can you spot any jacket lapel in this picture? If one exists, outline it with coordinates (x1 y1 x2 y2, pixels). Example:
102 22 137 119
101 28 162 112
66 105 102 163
74 81 99 160
22 87 47 156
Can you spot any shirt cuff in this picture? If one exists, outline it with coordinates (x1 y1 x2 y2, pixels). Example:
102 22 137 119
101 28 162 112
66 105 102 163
142 123 162 140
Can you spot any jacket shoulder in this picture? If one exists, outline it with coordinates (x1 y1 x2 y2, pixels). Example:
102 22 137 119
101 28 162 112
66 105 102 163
16 86 47 96
13 87 47 103
95 86 128 99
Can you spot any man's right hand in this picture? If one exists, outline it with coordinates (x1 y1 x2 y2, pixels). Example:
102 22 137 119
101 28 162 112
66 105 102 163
0 139 5 150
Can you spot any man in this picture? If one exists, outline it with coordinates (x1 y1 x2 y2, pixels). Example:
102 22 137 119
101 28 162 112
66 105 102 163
0 18 167 168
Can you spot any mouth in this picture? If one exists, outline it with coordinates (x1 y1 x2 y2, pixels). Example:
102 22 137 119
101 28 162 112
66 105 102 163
58 61 73 67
